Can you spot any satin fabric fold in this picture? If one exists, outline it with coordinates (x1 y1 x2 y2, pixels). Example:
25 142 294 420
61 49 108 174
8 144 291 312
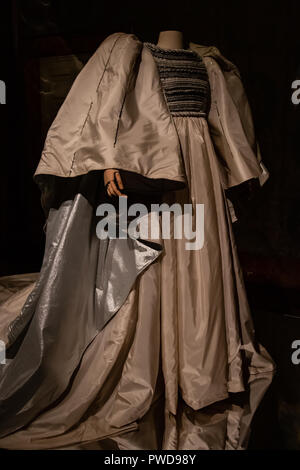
0 195 162 439
159 116 275 449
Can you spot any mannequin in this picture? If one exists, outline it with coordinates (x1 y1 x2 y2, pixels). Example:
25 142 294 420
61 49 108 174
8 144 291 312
156 30 184 50
0 30 275 450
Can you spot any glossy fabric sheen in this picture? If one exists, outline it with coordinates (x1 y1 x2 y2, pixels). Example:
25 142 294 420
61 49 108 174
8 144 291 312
34 32 269 190
0 113 275 449
0 196 162 439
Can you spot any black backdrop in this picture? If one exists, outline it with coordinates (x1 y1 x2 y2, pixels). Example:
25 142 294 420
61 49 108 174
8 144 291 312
0 0 300 449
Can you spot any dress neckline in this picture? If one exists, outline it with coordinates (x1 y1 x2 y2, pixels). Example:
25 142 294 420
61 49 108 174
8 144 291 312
143 41 197 55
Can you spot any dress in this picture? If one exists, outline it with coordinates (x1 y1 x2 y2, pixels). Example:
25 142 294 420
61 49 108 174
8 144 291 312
0 42 275 450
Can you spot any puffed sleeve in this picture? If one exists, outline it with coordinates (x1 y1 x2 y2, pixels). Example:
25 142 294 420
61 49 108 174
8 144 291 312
203 56 269 223
34 32 124 180
205 57 269 190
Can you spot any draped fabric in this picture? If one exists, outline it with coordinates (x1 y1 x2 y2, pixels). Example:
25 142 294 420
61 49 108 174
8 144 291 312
0 114 275 449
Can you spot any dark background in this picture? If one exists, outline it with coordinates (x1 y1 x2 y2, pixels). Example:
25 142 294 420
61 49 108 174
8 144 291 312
0 0 300 449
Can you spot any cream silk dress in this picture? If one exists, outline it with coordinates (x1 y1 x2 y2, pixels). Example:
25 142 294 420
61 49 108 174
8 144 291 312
0 42 275 450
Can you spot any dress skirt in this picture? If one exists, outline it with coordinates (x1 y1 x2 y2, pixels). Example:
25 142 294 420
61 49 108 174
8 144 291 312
0 115 276 450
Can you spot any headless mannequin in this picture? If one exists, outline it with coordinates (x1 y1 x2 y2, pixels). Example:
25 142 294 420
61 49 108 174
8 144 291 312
156 30 185 50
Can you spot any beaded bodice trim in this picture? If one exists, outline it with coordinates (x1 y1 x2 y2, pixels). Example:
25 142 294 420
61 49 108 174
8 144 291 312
144 42 211 117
